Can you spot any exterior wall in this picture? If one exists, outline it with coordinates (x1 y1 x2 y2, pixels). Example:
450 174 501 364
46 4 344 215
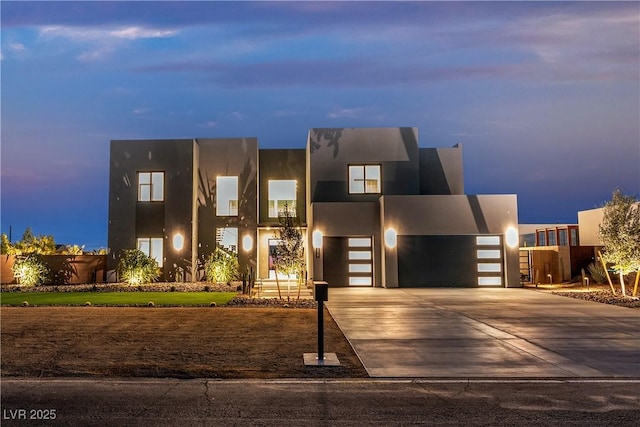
307 127 421 203
578 207 604 246
380 195 520 287
196 138 258 274
108 139 196 281
309 202 381 286
1 255 107 285
418 145 464 195
258 149 306 225
521 245 598 283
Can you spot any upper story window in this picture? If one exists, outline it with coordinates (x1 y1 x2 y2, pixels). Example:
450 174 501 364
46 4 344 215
216 176 238 216
570 228 579 246
547 229 557 246
348 165 381 194
537 230 546 246
558 229 568 246
268 180 297 218
138 172 164 202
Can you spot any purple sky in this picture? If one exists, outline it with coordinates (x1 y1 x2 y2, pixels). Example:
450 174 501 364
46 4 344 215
1 1 639 249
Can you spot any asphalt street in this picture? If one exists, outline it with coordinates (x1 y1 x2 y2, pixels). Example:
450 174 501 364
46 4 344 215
2 378 639 426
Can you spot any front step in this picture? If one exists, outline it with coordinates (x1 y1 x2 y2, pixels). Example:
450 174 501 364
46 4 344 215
251 280 313 299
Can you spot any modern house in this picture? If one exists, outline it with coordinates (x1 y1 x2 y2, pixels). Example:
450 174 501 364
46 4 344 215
108 127 520 288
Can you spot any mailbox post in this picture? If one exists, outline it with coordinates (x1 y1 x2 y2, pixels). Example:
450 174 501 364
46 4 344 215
314 282 328 360
304 281 340 367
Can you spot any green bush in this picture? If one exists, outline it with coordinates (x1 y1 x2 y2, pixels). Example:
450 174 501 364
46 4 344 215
117 249 160 285
204 247 239 284
587 262 608 284
12 254 49 286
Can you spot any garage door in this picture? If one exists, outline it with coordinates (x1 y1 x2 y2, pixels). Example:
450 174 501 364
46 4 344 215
323 236 373 287
397 235 503 287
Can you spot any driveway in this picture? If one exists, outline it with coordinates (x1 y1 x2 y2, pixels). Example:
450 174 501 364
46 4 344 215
325 288 640 378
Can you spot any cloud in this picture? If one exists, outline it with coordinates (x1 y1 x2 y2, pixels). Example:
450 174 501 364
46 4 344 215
8 42 25 52
133 108 150 115
327 107 365 119
38 25 177 62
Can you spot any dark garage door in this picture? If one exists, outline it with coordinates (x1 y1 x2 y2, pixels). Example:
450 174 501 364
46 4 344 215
398 235 503 287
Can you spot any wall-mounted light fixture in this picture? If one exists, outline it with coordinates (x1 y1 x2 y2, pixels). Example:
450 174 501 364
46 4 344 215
312 230 323 258
384 228 397 249
505 226 518 248
172 233 184 251
242 235 253 252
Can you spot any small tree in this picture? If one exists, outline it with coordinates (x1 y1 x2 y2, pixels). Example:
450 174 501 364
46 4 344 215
12 254 49 286
204 247 239 284
8 227 56 255
117 249 160 285
272 203 305 300
598 190 640 297
1 233 12 255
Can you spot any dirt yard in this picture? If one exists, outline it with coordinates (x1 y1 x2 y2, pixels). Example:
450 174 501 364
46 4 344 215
1 307 368 379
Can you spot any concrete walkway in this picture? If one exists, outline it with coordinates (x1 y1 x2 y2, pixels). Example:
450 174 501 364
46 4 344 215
325 288 640 378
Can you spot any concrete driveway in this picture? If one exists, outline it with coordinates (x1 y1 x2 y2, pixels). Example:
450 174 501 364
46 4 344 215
325 288 640 378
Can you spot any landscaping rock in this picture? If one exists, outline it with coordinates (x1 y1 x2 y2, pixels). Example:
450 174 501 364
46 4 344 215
226 296 318 309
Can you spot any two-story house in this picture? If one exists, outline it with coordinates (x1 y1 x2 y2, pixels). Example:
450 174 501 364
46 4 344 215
108 127 520 288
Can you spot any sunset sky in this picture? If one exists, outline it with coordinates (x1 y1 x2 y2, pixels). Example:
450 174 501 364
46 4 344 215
1 1 639 249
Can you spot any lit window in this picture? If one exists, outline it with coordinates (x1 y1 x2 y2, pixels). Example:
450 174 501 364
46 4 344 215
348 237 371 247
476 236 500 246
478 277 502 286
268 180 296 218
477 249 501 259
138 172 164 201
216 227 238 253
477 263 502 273
349 264 372 273
137 237 163 267
349 165 381 194
216 176 238 216
349 277 372 286
348 251 372 260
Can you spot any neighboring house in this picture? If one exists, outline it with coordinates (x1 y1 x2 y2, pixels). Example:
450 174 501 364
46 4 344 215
519 216 602 284
108 127 520 288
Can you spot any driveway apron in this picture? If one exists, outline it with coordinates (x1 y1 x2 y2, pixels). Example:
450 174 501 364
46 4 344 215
325 288 640 378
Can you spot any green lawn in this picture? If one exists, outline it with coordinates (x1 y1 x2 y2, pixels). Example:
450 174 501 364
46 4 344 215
0 292 237 307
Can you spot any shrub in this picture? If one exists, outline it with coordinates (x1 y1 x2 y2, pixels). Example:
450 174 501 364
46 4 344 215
587 262 608 284
12 254 49 286
204 247 239 284
117 249 160 285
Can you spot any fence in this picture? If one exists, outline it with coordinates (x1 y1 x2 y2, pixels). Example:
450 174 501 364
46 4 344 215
1 255 107 285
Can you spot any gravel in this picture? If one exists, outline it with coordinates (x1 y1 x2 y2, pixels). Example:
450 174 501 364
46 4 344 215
549 289 640 309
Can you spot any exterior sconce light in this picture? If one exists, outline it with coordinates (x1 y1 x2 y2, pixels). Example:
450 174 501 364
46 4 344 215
384 228 397 249
172 233 184 251
242 235 253 252
505 226 518 248
312 230 323 258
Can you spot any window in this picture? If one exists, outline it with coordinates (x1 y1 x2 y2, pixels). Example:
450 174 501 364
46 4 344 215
216 227 238 253
137 237 163 267
349 165 381 194
138 172 164 201
537 231 546 246
547 230 557 246
476 236 500 246
216 176 238 216
570 228 578 246
558 229 568 246
268 180 296 218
